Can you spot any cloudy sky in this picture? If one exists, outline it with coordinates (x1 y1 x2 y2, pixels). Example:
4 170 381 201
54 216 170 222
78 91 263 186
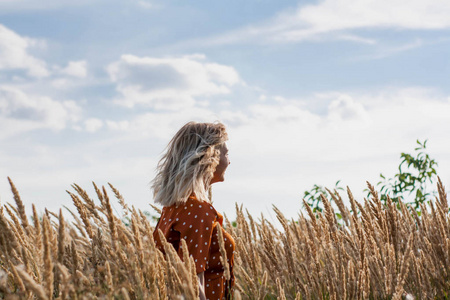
1 0 449 222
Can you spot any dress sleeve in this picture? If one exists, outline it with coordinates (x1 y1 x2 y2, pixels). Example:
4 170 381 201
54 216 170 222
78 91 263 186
173 201 218 274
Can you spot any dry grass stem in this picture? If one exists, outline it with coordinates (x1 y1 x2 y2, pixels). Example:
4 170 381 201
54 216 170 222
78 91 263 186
1 178 449 299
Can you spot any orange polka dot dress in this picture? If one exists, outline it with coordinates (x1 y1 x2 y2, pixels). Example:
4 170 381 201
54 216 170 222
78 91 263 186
153 195 235 300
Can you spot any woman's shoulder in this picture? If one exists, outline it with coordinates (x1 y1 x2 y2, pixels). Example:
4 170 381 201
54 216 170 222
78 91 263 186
169 196 215 221
157 199 215 229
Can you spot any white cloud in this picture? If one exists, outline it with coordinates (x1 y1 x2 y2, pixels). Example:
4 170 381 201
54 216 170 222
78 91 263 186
327 94 370 123
297 0 450 32
195 0 450 46
0 86 81 138
0 24 49 77
84 118 103 132
50 78 71 89
77 86 450 220
100 86 450 162
217 88 450 215
351 39 424 61
1 85 450 222
61 60 88 78
105 106 222 139
106 120 130 131
107 54 241 109
333 34 377 45
229 89 439 165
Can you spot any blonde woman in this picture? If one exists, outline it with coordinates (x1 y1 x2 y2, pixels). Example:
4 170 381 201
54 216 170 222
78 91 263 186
152 122 235 300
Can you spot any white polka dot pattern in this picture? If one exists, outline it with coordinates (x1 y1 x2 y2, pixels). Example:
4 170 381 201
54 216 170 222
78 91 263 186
153 195 235 300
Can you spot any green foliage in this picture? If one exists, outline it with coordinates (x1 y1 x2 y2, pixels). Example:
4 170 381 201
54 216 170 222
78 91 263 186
303 180 344 213
376 139 438 209
303 139 438 213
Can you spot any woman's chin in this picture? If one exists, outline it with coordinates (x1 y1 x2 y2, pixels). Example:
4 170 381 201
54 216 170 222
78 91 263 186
211 176 225 184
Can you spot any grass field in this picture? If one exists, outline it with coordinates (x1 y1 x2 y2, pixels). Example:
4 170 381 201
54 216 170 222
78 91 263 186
0 177 449 299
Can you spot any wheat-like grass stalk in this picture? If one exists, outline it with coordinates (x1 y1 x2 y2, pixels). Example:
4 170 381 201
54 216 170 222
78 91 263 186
7 177 29 231
1 178 450 299
216 224 231 281
16 266 47 300
42 215 54 300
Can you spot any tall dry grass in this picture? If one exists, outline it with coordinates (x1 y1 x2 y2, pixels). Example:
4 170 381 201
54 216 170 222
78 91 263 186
0 177 449 299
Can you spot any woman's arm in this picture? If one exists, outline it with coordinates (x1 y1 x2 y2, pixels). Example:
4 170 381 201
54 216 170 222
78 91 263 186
197 272 206 300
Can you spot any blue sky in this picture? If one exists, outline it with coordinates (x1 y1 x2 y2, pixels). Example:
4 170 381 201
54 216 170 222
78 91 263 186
1 0 450 222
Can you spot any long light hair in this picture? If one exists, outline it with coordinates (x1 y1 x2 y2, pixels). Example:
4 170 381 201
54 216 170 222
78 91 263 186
152 121 228 206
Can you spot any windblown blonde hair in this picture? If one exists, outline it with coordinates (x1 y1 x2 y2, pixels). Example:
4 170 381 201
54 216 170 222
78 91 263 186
151 121 228 206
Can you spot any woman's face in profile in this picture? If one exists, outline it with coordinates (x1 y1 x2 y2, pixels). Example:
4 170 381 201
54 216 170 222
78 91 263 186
211 143 230 184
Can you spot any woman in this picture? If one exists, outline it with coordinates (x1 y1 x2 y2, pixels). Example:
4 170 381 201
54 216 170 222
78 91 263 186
152 121 235 300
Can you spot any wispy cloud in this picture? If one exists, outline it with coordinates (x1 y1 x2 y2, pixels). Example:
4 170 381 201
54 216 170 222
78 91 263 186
351 36 450 61
349 39 424 61
182 0 450 47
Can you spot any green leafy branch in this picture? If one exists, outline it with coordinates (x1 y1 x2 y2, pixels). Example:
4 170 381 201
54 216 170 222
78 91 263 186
376 139 438 209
